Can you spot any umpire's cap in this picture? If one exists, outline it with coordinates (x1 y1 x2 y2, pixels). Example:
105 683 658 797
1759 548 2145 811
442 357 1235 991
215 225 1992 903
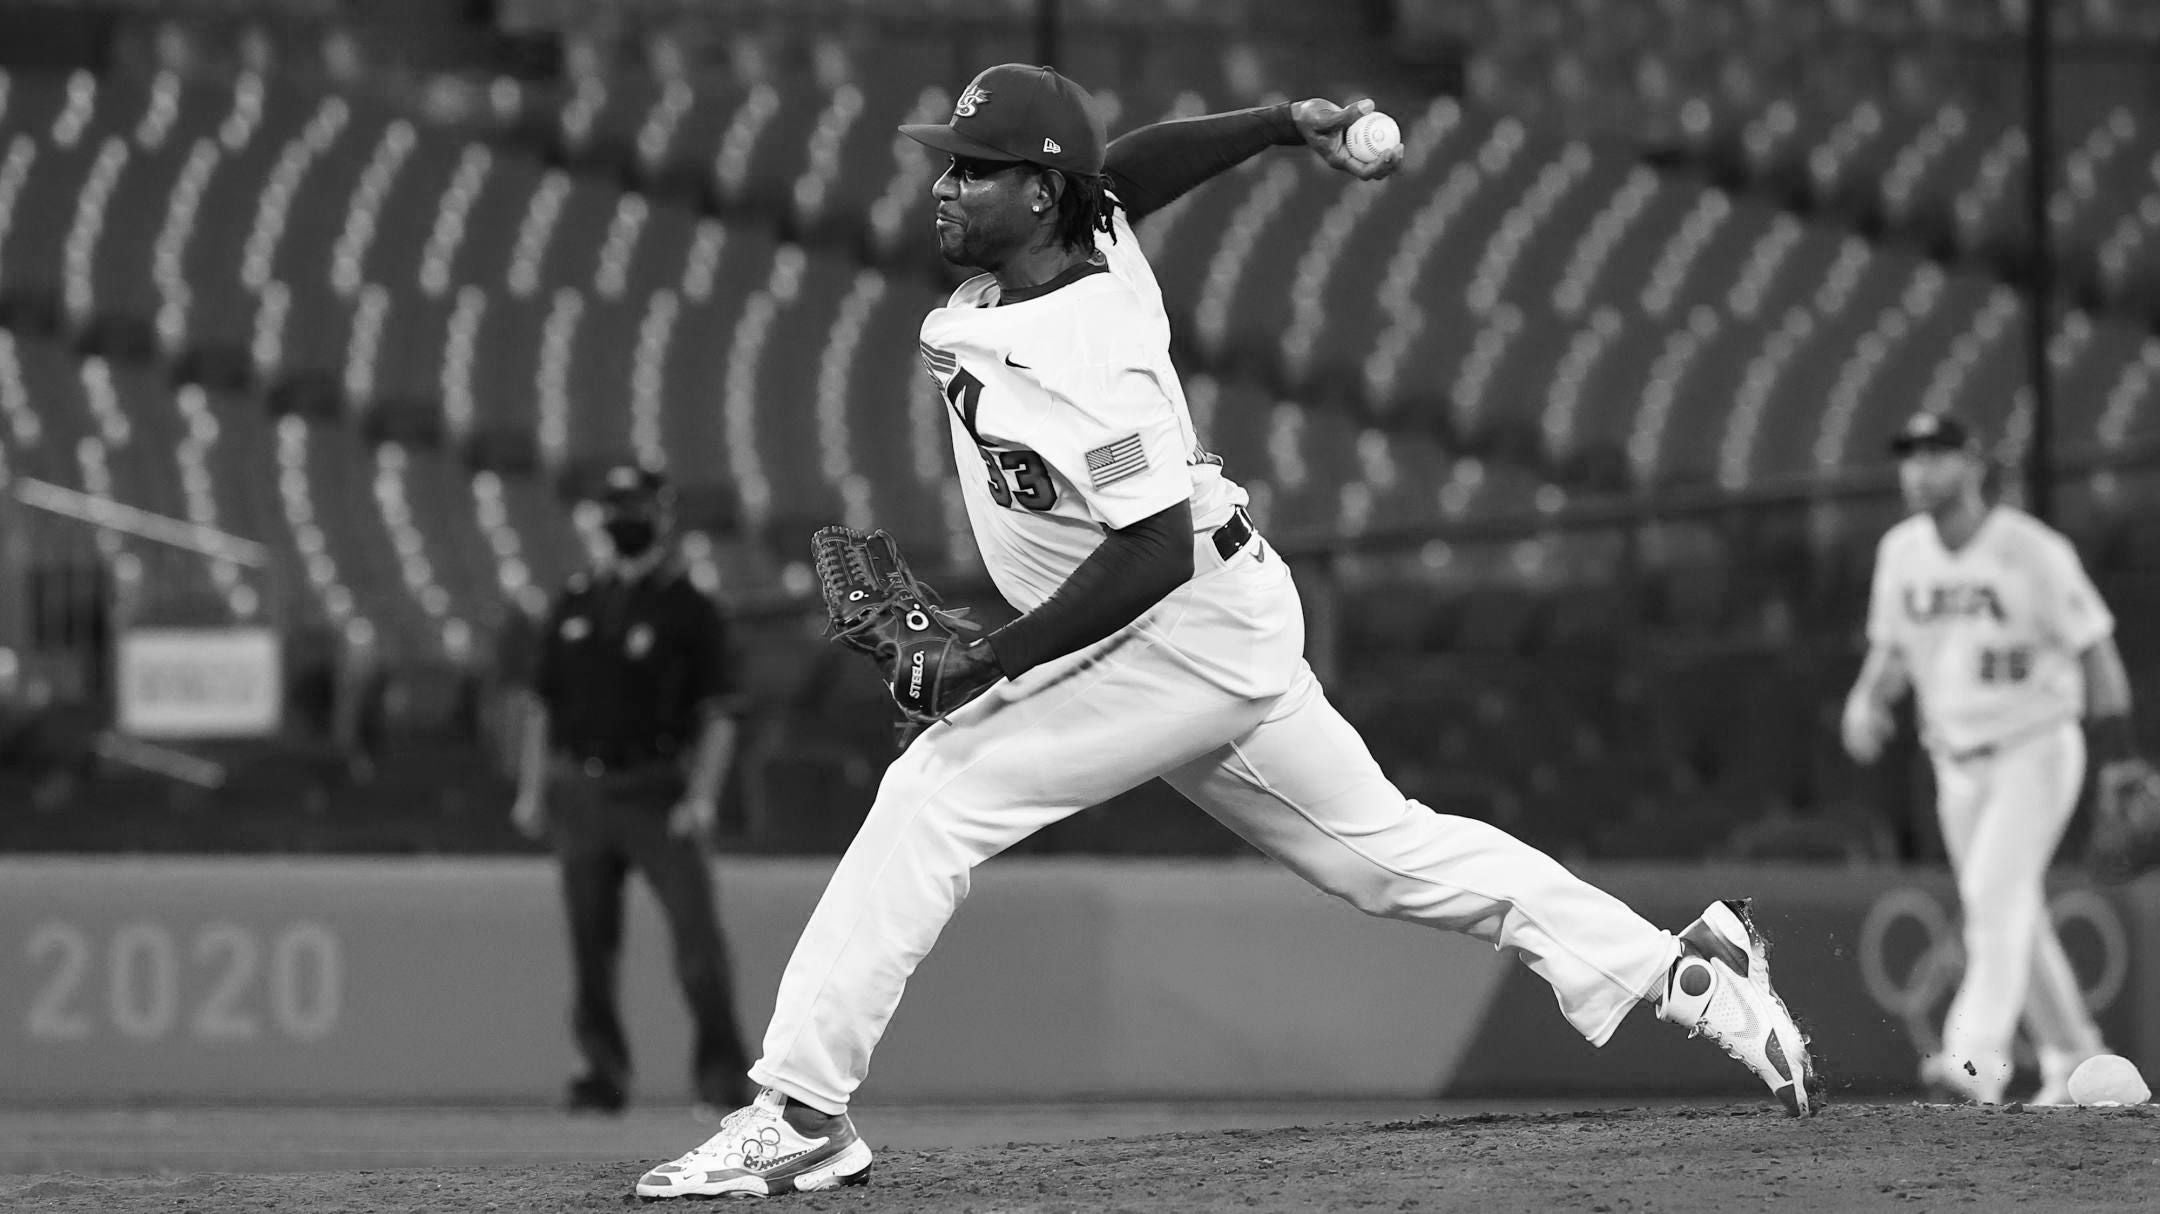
899 64 1106 177
597 463 669 506
1888 411 1978 457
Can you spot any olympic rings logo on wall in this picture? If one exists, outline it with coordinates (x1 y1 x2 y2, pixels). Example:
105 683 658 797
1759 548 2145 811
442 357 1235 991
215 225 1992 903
1856 886 2130 1060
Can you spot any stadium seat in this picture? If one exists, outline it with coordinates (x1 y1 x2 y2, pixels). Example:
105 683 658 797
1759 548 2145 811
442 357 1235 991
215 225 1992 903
739 246 855 541
654 221 779 504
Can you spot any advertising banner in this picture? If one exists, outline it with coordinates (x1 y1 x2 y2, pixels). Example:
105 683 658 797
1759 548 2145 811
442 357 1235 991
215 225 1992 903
115 628 282 738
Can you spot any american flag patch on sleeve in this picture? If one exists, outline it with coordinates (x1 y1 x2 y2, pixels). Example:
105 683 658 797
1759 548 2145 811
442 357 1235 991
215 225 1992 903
1085 434 1149 488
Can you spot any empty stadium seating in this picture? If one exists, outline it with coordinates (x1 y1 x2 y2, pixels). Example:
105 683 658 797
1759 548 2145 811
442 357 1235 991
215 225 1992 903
0 57 1538 671
1446 0 2160 334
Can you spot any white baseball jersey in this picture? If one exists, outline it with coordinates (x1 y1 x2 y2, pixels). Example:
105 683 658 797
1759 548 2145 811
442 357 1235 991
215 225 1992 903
917 210 1245 612
1866 506 2112 755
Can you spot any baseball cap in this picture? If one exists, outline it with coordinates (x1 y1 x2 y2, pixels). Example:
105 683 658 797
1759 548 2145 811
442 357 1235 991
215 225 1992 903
898 64 1106 178
1888 411 1978 456
597 463 668 505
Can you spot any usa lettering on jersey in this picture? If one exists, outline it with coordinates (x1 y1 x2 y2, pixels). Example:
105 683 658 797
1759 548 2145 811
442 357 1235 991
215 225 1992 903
1868 507 2112 754
1904 583 2008 624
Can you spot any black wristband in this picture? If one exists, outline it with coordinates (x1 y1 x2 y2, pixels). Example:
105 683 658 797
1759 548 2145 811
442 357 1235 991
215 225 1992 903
2090 713 2137 765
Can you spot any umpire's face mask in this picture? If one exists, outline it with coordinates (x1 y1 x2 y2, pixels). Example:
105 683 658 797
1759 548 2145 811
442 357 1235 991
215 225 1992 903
602 509 660 559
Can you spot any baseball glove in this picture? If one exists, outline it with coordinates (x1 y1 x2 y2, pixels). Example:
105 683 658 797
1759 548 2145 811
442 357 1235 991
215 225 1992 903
2088 757 2160 883
812 525 1000 727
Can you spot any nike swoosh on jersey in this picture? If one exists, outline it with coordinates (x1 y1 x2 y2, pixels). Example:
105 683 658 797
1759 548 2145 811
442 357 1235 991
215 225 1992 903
1003 353 1030 370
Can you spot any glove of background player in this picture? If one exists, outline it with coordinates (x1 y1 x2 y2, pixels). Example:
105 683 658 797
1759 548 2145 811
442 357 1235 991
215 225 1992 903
2088 756 2160 883
812 525 998 726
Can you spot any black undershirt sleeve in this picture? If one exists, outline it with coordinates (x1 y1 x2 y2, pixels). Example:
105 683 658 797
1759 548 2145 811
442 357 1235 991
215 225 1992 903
985 500 1197 678
1105 104 1303 223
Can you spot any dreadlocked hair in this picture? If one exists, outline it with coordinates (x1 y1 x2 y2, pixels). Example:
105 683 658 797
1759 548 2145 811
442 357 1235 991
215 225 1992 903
1048 170 1121 255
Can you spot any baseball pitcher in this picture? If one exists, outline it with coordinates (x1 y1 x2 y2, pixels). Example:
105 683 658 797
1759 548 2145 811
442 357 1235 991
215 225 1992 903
638 65 1819 1199
1842 411 2150 1104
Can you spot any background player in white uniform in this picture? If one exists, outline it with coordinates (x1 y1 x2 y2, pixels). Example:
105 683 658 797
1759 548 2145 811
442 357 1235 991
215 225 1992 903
637 65 1819 1200
1842 411 2137 1105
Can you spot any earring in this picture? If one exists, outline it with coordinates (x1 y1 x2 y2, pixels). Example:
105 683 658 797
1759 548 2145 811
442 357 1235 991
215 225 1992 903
1032 204 1043 212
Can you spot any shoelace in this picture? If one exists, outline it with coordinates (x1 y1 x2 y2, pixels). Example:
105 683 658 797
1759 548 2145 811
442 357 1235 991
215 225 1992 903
690 1103 777 1159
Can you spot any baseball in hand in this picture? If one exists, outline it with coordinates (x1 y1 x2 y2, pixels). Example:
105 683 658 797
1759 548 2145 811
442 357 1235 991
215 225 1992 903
2067 1054 2151 1107
1342 111 1401 171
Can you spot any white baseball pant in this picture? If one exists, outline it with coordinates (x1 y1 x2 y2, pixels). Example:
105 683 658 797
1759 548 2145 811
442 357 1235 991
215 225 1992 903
750 529 1682 1113
1932 721 2104 1098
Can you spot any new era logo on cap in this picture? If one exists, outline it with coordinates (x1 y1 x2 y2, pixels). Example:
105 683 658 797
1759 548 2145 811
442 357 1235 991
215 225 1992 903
1043 138 1061 154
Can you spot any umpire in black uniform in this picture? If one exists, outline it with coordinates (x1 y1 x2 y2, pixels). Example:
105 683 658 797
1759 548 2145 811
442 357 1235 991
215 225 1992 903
513 464 752 1114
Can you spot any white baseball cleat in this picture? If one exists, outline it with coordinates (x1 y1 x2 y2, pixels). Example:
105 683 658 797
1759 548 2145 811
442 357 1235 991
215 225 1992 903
635 1088 873 1199
1659 899 1819 1117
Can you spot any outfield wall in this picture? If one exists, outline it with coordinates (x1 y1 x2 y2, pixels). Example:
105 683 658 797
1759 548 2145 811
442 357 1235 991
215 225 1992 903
2 858 2154 1105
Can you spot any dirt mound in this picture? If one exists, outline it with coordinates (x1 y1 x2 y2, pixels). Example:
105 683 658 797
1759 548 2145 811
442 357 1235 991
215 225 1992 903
3 1103 2151 1212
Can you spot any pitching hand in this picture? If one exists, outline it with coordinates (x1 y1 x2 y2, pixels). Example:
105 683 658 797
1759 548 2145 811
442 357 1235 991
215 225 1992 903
1291 97 1402 181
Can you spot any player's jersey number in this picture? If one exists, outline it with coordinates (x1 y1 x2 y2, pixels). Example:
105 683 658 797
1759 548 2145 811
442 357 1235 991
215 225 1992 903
978 447 1057 510
1977 645 2034 685
945 368 1058 512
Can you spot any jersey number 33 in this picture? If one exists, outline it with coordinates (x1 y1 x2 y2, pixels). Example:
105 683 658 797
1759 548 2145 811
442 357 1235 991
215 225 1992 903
946 368 1058 512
